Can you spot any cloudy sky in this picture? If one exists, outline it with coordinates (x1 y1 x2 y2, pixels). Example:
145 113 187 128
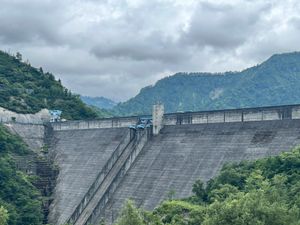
0 0 300 101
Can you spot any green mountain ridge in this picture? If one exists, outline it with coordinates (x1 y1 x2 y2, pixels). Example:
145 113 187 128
0 50 99 120
113 52 300 116
80 96 117 110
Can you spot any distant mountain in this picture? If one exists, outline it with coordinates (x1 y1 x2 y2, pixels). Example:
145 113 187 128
113 52 300 116
0 50 99 120
81 96 117 110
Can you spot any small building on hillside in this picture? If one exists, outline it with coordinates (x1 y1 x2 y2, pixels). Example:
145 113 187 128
50 110 62 122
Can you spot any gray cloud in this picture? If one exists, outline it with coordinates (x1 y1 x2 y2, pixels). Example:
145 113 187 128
0 1 68 45
181 1 271 48
0 0 300 101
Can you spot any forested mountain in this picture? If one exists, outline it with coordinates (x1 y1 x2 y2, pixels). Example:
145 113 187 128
80 96 115 117
116 146 300 225
81 96 117 110
0 51 98 120
113 52 300 116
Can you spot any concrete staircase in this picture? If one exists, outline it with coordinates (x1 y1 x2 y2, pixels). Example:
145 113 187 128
68 128 150 225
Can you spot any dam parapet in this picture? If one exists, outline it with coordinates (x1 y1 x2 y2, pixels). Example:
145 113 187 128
50 104 300 131
164 104 300 125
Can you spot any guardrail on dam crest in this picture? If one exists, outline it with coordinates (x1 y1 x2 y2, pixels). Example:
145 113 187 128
51 104 300 131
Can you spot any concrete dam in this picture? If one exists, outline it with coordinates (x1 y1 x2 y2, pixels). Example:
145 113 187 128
5 104 300 225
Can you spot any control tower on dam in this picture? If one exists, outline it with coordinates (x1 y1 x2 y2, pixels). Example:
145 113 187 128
46 104 300 225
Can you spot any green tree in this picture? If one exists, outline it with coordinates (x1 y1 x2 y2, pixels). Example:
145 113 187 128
0 206 9 225
192 180 206 201
115 200 144 225
203 190 299 225
15 52 22 61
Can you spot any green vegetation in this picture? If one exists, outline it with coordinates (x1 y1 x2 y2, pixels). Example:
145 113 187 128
0 125 43 225
0 206 9 225
113 52 300 115
115 146 300 224
115 200 145 225
0 50 98 120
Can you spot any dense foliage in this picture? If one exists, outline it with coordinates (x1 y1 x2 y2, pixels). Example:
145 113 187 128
116 147 300 225
113 52 300 115
0 50 98 120
0 125 43 225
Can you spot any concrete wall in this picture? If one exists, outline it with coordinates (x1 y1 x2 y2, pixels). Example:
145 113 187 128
51 117 139 131
164 104 300 125
102 119 300 224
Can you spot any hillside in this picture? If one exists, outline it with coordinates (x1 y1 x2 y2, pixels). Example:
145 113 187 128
0 124 43 225
80 96 115 117
113 52 300 115
0 51 98 120
81 96 117 110
117 146 300 225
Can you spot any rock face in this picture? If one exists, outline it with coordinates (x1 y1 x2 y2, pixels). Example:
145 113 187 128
102 120 300 224
0 106 50 123
48 127 128 225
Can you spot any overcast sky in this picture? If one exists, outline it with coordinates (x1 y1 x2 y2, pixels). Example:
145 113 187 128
0 0 300 101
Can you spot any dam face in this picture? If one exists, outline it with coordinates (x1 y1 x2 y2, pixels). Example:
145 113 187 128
4 104 300 225
48 128 128 225
103 120 300 223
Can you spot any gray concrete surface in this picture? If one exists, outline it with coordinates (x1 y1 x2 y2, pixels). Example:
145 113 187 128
48 127 128 225
5 123 45 153
75 129 149 225
102 119 300 224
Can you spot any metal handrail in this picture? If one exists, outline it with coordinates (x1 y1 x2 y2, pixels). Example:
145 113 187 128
84 129 148 225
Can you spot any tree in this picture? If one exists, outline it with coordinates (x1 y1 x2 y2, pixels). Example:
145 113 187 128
0 206 9 225
15 52 22 61
115 200 144 225
192 180 206 201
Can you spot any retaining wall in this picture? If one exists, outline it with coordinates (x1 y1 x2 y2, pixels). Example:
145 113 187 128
0 107 50 124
